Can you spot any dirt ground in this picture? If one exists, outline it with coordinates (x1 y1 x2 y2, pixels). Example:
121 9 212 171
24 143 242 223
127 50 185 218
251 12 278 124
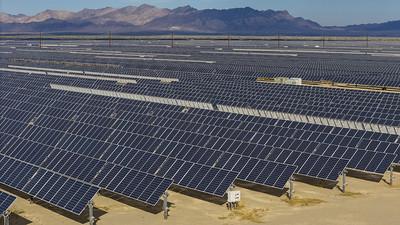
1 172 399 225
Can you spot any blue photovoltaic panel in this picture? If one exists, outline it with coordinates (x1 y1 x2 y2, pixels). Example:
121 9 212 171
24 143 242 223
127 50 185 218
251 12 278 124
294 154 350 181
348 151 396 174
0 154 99 215
0 191 16 215
216 154 297 189
157 158 239 196
40 149 106 183
22 169 99 215
92 164 173 206
0 155 39 190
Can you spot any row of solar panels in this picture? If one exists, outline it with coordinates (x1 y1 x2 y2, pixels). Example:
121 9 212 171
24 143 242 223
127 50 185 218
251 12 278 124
7 49 400 94
18 65 397 128
10 47 400 88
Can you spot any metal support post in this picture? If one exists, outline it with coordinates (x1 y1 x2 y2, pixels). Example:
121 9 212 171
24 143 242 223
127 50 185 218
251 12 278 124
163 192 169 220
288 176 294 200
389 165 394 186
88 200 95 225
39 32 42 48
3 210 10 225
341 170 347 193
108 31 112 48
277 34 281 48
171 32 174 48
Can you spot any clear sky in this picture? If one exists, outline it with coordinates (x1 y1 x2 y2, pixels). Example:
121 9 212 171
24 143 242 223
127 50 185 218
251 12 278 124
1 0 399 26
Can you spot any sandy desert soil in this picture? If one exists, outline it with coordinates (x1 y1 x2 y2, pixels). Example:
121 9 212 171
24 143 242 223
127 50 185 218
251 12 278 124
1 172 399 225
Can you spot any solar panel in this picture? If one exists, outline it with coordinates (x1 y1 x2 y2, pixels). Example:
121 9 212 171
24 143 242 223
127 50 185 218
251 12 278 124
40 149 106 183
295 154 350 181
0 155 99 215
0 154 39 190
347 151 396 174
0 191 16 215
215 154 297 189
22 169 99 215
92 164 173 206
157 158 239 196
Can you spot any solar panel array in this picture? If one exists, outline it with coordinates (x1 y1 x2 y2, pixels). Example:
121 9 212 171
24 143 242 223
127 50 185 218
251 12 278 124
0 191 16 215
0 71 263 215
9 47 400 88
0 42 399 218
0 154 98 215
0 71 297 203
0 74 176 214
1 71 397 188
42 75 400 173
0 72 295 195
10 59 398 128
73 79 399 127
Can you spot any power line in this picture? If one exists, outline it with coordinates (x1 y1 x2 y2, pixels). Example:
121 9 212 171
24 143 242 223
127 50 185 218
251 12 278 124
108 31 112 48
171 32 175 48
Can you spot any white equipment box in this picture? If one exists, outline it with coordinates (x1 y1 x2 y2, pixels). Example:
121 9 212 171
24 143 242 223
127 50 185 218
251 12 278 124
227 191 241 203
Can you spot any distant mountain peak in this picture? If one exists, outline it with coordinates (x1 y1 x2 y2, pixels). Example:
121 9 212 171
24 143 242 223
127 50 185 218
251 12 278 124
119 6 138 11
172 5 197 14
279 10 290 15
137 4 156 9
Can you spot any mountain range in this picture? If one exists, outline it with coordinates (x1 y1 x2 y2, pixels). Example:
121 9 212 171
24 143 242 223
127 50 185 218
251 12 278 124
1 4 400 35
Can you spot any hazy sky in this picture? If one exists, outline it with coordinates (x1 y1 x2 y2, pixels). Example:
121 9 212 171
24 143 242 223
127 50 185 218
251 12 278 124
1 0 399 26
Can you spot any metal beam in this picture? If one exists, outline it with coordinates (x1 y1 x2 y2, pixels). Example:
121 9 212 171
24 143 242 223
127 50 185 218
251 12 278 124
3 210 10 225
163 192 169 220
288 176 294 199
341 170 347 193
88 200 95 225
389 165 394 186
